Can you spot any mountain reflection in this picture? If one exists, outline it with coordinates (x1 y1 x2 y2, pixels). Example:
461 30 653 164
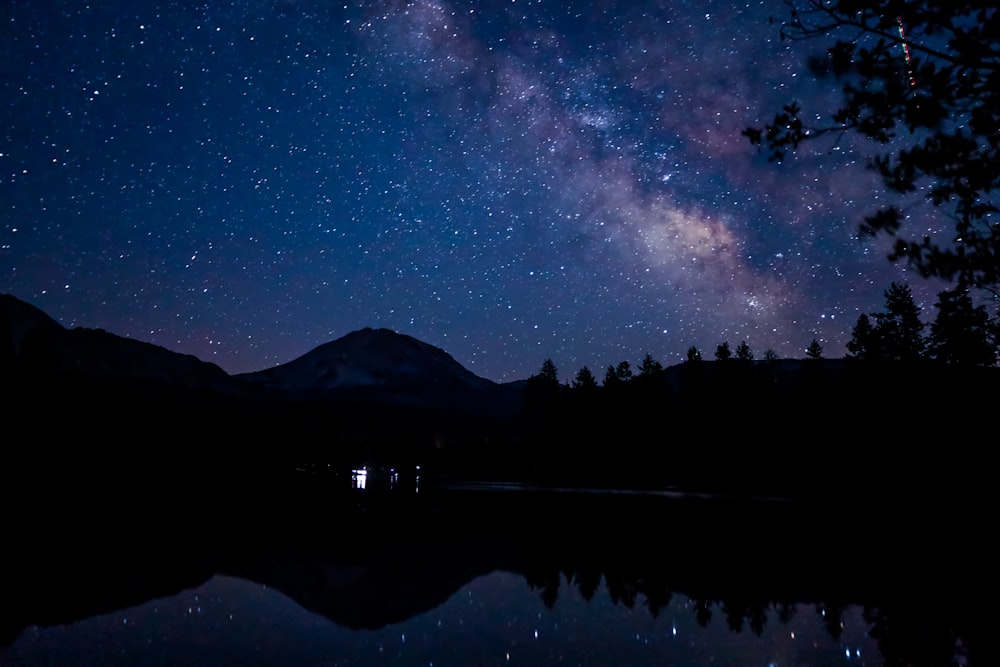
4 572 881 667
2 473 992 667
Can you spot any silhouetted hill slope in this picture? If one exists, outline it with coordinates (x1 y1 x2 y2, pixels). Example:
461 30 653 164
1 295 517 415
0 295 521 450
1 293 234 391
4 293 998 494
0 293 64 351
239 326 496 394
235 326 521 419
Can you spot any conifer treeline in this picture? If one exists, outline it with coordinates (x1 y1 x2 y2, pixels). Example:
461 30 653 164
530 282 998 390
507 281 998 495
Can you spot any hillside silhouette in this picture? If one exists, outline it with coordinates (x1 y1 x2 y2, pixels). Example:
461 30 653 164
2 293 996 500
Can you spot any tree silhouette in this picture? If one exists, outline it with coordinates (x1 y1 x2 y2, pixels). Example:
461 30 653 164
686 345 702 362
848 282 926 361
847 313 878 360
763 348 780 361
744 0 1000 292
806 339 824 359
638 353 664 376
715 341 732 361
571 365 599 391
928 287 997 366
525 358 562 410
874 281 926 361
537 358 559 385
604 360 633 386
735 340 754 361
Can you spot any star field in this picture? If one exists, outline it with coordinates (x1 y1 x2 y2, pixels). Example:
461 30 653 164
0 0 949 381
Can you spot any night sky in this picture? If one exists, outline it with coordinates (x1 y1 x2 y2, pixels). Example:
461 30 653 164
0 0 950 382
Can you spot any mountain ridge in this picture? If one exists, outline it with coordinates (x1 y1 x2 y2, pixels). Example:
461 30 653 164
1 293 503 393
0 293 523 449
236 325 500 395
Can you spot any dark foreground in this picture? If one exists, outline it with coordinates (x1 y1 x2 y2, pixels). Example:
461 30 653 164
1 466 995 667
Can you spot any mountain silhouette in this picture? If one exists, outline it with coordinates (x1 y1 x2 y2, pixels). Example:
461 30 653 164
1 294 509 398
238 326 499 395
5 292 997 497
1 293 234 391
0 294 522 450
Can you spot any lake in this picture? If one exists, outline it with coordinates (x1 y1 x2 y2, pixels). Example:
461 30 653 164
1 467 991 666
3 571 886 666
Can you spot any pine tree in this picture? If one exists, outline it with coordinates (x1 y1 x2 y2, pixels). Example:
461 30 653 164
847 282 927 361
604 360 633 387
874 282 926 361
638 353 664 376
526 358 562 413
572 365 599 391
735 341 754 361
806 339 823 359
847 313 877 360
715 341 732 361
537 358 559 385
928 287 996 366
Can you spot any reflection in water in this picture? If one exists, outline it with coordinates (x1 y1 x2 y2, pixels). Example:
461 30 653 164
2 571 881 667
3 477 989 667
348 465 419 492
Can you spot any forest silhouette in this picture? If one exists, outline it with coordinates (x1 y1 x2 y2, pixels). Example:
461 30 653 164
471 280 998 499
504 0 1000 499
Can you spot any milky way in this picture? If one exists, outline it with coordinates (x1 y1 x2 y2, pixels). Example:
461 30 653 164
0 0 952 381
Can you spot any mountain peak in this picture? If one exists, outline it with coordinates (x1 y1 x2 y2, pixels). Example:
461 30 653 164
240 327 496 395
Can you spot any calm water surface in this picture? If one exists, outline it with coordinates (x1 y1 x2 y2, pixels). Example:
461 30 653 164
2 470 988 666
2 570 879 667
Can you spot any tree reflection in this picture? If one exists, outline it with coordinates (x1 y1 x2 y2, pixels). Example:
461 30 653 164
519 554 988 667
642 578 672 619
570 567 601 603
524 564 562 610
693 598 714 627
723 600 749 633
605 570 637 609
776 601 796 625
817 602 845 641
